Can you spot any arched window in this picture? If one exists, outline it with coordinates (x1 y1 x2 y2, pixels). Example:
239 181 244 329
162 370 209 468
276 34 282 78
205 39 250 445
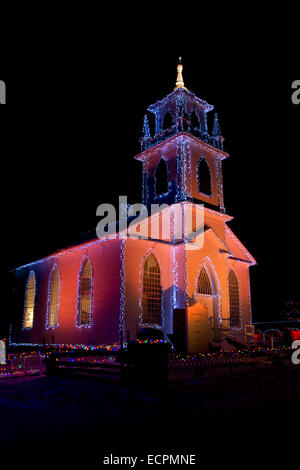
162 111 174 130
23 272 36 329
155 158 169 195
197 158 212 196
142 254 162 325
77 258 93 326
47 266 60 328
228 270 240 328
197 267 212 295
190 110 200 129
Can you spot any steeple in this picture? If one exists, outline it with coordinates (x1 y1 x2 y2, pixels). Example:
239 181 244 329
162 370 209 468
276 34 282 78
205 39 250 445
174 57 186 90
137 61 228 213
139 58 227 153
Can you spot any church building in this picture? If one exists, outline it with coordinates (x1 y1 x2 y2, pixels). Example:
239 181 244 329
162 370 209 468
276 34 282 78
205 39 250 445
13 60 256 352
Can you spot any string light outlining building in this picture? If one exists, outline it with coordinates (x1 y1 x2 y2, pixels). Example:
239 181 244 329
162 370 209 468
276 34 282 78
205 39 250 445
13 59 256 352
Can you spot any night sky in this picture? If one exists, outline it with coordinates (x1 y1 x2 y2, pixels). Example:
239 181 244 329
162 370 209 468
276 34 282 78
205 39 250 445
1 32 299 336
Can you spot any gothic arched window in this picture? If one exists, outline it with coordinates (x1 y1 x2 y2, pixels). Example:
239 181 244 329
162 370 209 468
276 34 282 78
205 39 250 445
155 158 169 195
142 254 162 325
228 270 240 328
77 258 93 326
197 267 212 295
162 111 174 130
23 272 36 329
197 158 212 196
47 266 60 328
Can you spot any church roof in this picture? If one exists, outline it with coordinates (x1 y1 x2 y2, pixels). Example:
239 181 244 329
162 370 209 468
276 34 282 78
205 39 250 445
147 87 214 115
14 205 256 271
135 131 229 162
224 226 256 266
148 57 213 114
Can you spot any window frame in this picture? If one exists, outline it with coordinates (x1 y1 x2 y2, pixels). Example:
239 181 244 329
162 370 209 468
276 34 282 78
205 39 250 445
23 271 36 330
141 253 162 326
228 269 241 329
76 257 93 328
46 264 60 329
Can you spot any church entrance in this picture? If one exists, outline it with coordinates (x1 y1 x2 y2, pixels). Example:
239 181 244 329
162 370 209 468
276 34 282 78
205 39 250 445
187 302 210 352
187 263 221 352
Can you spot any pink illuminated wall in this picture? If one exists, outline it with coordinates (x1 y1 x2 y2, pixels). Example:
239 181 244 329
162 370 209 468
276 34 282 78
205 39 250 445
15 239 122 346
14 202 255 351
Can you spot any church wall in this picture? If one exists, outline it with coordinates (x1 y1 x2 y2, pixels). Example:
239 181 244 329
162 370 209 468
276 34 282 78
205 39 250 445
186 242 253 349
14 239 122 346
188 144 220 207
225 262 252 332
124 238 174 341
173 243 187 310
144 144 177 183
186 234 229 322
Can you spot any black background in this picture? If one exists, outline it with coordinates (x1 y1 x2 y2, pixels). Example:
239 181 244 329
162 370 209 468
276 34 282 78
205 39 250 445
0 13 299 469
0 20 299 338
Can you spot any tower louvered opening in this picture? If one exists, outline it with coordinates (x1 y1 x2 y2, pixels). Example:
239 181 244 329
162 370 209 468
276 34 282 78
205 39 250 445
197 158 212 196
155 158 169 196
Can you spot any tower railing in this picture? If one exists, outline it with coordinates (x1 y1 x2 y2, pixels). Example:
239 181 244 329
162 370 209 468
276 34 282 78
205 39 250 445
140 121 224 152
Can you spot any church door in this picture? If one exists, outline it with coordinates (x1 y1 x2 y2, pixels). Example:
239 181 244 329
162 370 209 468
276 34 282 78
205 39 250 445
187 302 210 352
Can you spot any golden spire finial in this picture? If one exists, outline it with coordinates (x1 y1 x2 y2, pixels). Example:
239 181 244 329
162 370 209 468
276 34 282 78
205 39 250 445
174 56 185 90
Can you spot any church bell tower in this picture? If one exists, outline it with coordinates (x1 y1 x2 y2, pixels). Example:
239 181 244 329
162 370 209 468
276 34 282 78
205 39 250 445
135 58 228 214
